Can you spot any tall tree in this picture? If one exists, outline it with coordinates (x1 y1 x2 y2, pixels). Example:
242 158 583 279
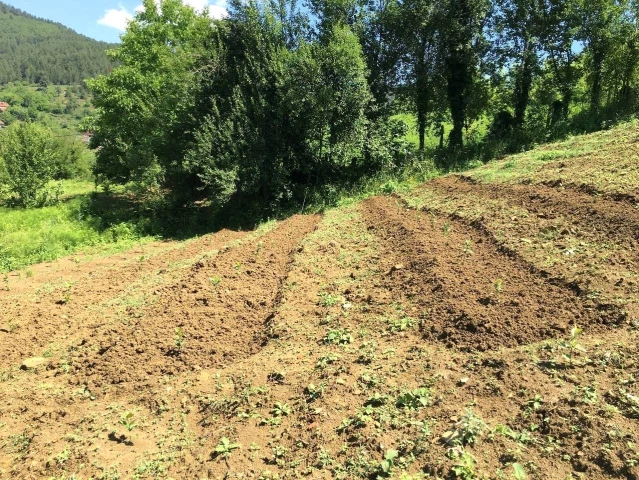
537 0 580 121
88 0 213 189
494 0 541 126
574 0 625 115
440 0 490 146
399 0 446 150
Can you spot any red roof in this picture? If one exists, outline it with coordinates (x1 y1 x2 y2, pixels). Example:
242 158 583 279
0 102 8 108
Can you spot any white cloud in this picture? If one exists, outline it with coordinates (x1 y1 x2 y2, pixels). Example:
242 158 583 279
132 0 228 19
97 6 134 31
99 0 228 31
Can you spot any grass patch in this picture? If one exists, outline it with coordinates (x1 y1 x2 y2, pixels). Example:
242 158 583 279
0 180 157 272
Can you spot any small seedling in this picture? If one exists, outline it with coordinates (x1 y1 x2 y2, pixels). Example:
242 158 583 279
324 329 352 345
316 354 339 369
272 402 291 417
318 292 339 307
387 317 416 334
174 327 186 350
214 437 241 458
494 279 503 293
396 387 431 410
463 240 474 255
379 449 399 476
451 450 476 479
304 383 325 402
210 276 222 287
442 222 452 236
453 409 487 445
559 326 586 366
120 411 137 432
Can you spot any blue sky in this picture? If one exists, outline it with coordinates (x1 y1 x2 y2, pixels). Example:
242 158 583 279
4 0 227 43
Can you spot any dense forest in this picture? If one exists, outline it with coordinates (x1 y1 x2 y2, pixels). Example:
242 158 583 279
88 0 639 214
0 2 115 85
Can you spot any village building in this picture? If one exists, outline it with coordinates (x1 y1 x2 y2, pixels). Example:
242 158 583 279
0 102 9 112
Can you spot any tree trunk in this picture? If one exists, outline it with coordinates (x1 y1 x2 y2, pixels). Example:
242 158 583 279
513 44 534 126
445 0 472 148
590 43 605 116
447 58 467 148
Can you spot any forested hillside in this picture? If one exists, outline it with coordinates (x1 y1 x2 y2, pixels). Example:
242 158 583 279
0 2 115 85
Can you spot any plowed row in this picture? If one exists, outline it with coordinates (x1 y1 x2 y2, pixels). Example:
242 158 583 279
1 166 639 479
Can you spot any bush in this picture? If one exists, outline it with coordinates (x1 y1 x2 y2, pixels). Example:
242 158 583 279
0 122 60 208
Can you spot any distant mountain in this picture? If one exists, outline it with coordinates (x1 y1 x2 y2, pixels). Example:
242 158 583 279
0 2 116 85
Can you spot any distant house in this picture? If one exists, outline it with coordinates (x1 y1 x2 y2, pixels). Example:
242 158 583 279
81 131 93 143
0 102 9 112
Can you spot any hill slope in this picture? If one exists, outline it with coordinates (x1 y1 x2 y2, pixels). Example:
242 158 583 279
1 123 639 479
0 2 115 85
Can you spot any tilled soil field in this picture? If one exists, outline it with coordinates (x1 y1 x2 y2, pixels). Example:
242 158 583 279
2 138 639 479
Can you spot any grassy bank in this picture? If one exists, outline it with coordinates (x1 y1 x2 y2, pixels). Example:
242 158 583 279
0 180 157 272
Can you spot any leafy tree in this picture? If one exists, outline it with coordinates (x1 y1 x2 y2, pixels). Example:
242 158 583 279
536 0 580 122
0 122 59 207
398 0 443 150
439 0 491 146
88 0 214 189
494 0 541 127
574 0 625 115
186 0 373 206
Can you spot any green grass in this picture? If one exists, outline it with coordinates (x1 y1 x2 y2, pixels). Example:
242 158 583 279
0 180 156 272
392 113 491 150
466 120 634 184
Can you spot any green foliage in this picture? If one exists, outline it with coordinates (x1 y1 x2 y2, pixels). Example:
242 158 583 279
119 411 137 432
90 0 410 212
88 0 213 189
214 437 241 458
451 450 477 479
395 387 431 409
559 325 586 366
0 122 60 207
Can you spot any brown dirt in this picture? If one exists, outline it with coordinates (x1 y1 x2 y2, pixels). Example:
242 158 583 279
2 170 639 480
0 228 247 367
361 196 606 352
73 214 320 392
416 175 639 321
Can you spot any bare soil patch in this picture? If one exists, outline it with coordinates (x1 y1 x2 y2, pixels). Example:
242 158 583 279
361 196 604 352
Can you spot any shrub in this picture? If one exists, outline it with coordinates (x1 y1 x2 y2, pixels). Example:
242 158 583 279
0 122 60 208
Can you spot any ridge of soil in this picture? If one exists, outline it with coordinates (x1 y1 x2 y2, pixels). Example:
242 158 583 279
0 228 247 366
361 196 606 352
71 214 321 392
413 175 639 321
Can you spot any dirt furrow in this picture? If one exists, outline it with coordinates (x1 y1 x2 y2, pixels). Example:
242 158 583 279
71 214 320 393
362 196 604 351
434 175 639 247
413 176 639 320
0 228 247 366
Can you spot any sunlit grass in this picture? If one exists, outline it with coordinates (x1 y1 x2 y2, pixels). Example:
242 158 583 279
467 120 638 187
0 180 156 272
